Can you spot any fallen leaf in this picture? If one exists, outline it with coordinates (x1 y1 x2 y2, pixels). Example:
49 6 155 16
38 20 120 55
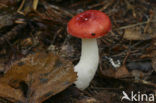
123 26 156 40
123 9 156 40
115 65 130 78
0 51 77 103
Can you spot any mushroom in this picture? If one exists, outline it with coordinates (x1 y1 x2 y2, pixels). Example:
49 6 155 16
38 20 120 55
67 10 111 90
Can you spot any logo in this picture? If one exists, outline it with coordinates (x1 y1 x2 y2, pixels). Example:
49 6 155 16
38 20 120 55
121 91 155 102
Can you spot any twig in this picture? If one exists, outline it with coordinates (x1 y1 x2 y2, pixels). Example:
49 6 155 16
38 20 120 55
33 0 39 10
114 20 156 30
88 1 105 9
17 0 25 15
43 2 74 17
99 0 114 11
144 11 153 33
141 80 156 88
0 3 8 8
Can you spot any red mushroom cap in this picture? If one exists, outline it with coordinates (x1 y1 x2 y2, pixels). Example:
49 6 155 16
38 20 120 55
67 10 111 38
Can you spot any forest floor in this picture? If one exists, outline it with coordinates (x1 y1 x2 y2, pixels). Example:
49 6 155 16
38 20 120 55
0 0 156 103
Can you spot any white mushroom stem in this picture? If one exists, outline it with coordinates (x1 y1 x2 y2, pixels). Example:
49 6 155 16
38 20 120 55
74 38 99 90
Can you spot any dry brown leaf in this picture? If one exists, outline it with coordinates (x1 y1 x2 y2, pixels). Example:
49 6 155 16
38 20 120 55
0 51 77 103
123 26 156 40
115 65 130 78
123 9 156 40
100 65 131 79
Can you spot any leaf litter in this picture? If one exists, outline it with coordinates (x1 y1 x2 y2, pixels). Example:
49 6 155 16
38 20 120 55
0 0 156 103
